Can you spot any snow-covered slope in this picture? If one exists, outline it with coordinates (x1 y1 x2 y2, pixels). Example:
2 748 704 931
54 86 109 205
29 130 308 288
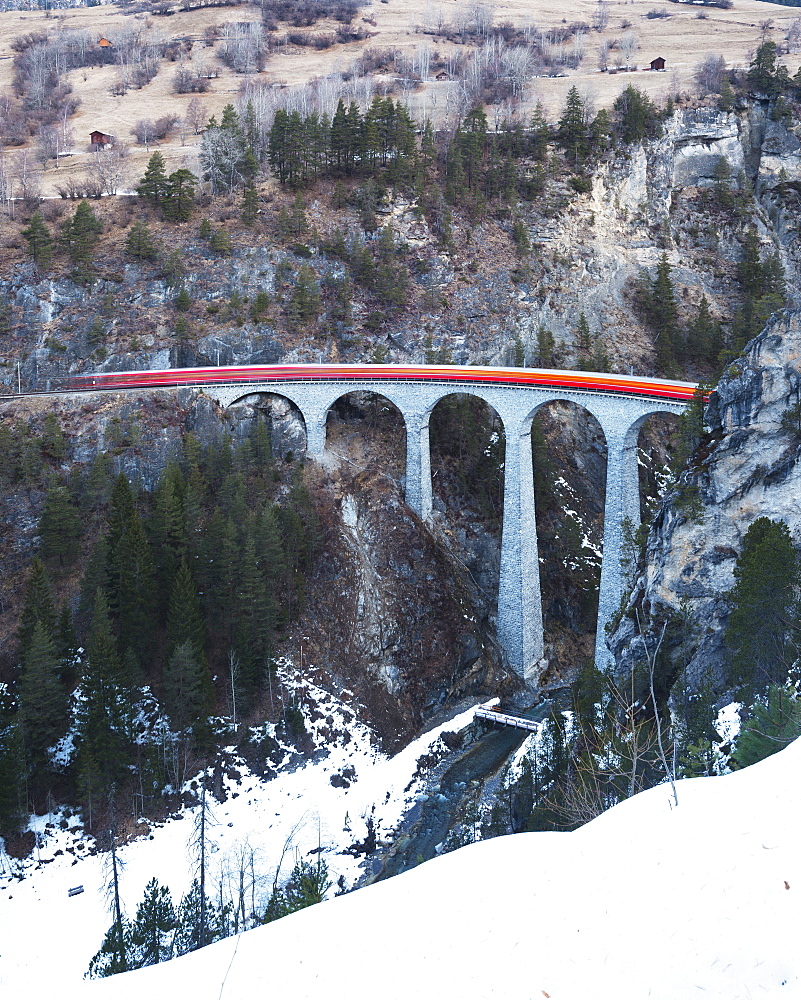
73 739 801 1000
0 681 488 994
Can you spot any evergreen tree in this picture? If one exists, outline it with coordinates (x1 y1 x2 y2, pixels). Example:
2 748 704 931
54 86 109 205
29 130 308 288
209 227 232 255
61 200 102 285
163 169 197 223
40 412 66 460
129 878 176 967
0 703 25 837
736 227 766 300
612 85 661 144
166 559 206 661
232 533 274 700
241 185 259 227
534 325 556 366
286 265 321 328
112 508 157 666
75 590 129 806
125 221 158 261
558 86 588 166
136 152 168 205
162 641 212 732
87 918 133 979
173 879 224 955
38 484 83 567
18 621 68 786
726 517 799 690
22 211 53 267
686 295 721 366
576 312 592 359
18 557 57 659
647 253 679 372
732 683 801 768
747 40 780 95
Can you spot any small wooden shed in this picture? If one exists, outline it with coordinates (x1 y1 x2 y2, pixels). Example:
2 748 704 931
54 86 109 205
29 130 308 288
90 130 114 149
98 37 113 48
650 56 666 71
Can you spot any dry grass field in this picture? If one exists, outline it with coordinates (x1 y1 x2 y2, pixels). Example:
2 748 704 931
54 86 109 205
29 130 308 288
0 0 799 196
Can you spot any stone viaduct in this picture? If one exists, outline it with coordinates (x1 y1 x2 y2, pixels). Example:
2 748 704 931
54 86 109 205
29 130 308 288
203 376 687 684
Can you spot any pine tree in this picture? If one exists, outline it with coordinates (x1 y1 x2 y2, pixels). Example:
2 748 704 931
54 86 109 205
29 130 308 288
558 86 588 166
166 559 206 660
240 185 259 227
40 412 66 460
648 253 679 372
612 85 661 144
286 265 321 328
0 704 25 837
125 221 158 261
576 312 592 359
173 879 224 955
686 295 720 365
113 509 157 665
209 227 232 255
38 484 83 567
61 200 102 285
747 40 780 95
534 325 556 366
22 211 53 267
129 878 176 967
18 557 57 659
18 621 68 787
732 683 801 768
726 517 799 690
136 152 168 205
163 169 197 223
232 533 274 700
736 227 765 300
163 641 212 731
87 918 133 979
76 590 129 806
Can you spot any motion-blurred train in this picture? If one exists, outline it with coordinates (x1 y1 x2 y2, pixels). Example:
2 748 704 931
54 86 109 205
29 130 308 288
61 364 700 401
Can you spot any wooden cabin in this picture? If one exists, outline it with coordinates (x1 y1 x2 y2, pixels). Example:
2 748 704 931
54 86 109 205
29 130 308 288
90 131 114 149
650 56 666 71
98 37 113 48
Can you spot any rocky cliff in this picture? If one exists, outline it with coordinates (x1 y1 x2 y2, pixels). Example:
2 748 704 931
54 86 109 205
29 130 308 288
610 308 801 702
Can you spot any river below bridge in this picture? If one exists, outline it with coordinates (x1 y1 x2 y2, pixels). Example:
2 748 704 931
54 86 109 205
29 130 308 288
371 700 559 882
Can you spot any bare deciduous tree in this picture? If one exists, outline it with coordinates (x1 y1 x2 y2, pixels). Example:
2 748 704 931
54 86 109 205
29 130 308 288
620 31 638 70
598 38 610 72
91 142 128 196
787 19 801 54
592 0 610 32
185 97 209 135
694 53 727 95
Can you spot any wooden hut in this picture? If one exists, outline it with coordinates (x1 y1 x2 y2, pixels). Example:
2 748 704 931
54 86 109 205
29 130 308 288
90 130 114 149
650 56 666 71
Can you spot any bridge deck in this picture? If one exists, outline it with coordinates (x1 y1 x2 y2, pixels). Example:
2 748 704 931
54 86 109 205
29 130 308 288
474 707 541 733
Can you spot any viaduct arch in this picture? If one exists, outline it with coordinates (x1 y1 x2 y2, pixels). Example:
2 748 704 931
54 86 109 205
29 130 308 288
205 375 687 683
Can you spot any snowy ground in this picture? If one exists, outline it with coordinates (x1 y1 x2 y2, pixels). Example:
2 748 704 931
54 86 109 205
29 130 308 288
71 737 801 1000
0 665 488 994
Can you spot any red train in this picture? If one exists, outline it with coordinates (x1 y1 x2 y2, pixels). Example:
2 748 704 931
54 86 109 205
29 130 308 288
64 364 700 402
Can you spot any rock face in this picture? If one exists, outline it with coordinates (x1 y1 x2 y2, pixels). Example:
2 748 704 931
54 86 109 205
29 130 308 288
610 309 801 700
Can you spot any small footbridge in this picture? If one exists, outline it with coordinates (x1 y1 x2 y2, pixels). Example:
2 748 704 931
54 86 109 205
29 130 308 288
40 363 698 683
474 706 542 733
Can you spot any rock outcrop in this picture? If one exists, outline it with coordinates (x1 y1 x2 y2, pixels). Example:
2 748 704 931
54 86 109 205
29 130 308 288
610 309 801 701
